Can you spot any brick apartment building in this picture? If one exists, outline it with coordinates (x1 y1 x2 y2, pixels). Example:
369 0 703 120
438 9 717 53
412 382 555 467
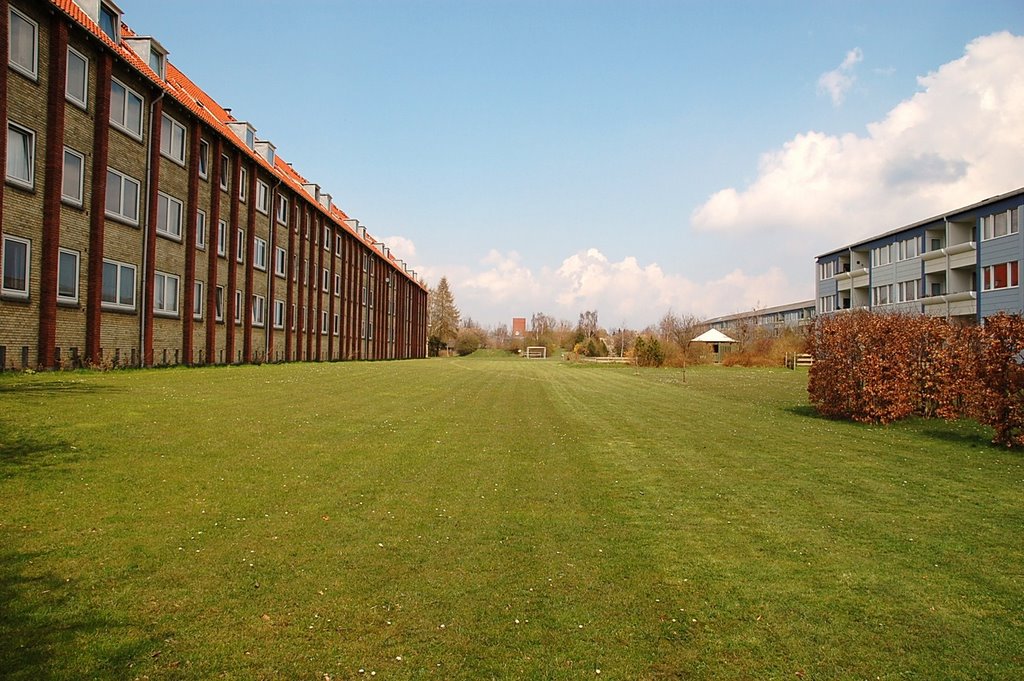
1 0 428 370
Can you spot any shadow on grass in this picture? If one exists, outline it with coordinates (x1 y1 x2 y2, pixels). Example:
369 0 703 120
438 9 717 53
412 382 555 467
0 380 122 396
0 549 159 680
0 424 81 475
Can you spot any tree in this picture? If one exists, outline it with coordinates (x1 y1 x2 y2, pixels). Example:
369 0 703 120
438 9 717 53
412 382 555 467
428 276 460 354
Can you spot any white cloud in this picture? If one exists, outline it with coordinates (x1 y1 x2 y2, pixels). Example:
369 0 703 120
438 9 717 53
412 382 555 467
380 235 417 262
817 47 863 106
693 32 1024 246
434 248 804 329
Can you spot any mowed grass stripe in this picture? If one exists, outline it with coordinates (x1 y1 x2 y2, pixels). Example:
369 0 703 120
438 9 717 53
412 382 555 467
1 356 1022 680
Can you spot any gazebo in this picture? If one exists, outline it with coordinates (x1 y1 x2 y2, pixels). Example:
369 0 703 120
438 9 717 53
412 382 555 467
691 328 737 363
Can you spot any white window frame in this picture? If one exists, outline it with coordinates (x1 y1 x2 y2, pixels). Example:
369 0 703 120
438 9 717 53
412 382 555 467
334 273 341 296
105 168 141 224
254 237 268 271
110 77 144 140
252 294 266 327
322 268 330 292
291 303 297 331
234 289 243 325
897 280 920 303
333 313 340 336
215 285 225 322
219 154 230 191
983 261 1020 291
160 113 186 165
871 244 892 268
1 234 31 300
57 248 80 304
236 228 245 263
62 147 85 206
323 226 331 251
101 258 136 311
217 220 227 257
8 7 38 80
6 121 35 190
196 209 207 250
153 271 179 316
149 48 165 80
872 284 893 306
65 45 89 109
981 209 1020 242
238 167 247 202
156 192 184 240
193 280 204 320
198 139 210 179
277 196 289 225
322 310 329 334
256 180 270 214
99 3 120 43
336 234 343 256
273 299 285 329
274 246 287 278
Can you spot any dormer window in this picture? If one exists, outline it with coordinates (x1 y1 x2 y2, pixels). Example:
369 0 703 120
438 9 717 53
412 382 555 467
227 122 256 150
246 128 255 149
149 48 165 79
99 3 120 42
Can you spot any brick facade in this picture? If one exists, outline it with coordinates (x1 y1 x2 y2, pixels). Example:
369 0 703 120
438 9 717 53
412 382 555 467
1 0 427 370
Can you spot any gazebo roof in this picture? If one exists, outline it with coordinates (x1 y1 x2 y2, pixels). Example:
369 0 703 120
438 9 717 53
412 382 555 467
692 328 737 344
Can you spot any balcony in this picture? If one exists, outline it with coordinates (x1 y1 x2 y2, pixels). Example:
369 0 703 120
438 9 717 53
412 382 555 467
920 242 977 273
922 290 978 318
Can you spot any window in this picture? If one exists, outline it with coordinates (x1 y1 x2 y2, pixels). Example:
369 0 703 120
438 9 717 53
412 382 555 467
66 46 88 108
57 248 79 303
160 113 186 164
217 220 227 257
156 193 183 239
322 268 330 292
198 140 210 179
149 49 165 80
105 168 140 224
274 247 287 277
238 167 247 201
897 237 920 261
872 284 892 306
293 255 298 282
215 285 224 321
983 261 1019 291
196 210 207 250
101 259 136 310
322 310 329 334
234 289 243 324
193 280 204 320
897 279 920 303
335 234 343 256
236 229 245 263
252 294 266 327
6 122 34 189
982 209 1020 241
333 313 340 336
220 154 230 191
9 7 38 79
256 180 270 214
300 306 306 331
62 147 85 205
323 226 331 251
291 304 297 331
2 235 30 299
334 273 341 296
871 244 892 267
817 260 836 280
154 271 179 315
277 196 289 225
99 3 119 42
110 78 144 139
273 299 285 329
254 237 267 271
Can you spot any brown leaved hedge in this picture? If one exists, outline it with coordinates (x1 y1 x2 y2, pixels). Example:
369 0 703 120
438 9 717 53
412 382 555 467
808 311 1024 447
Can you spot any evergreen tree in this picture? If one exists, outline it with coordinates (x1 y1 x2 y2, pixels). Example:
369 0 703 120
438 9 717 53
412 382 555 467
428 276 460 351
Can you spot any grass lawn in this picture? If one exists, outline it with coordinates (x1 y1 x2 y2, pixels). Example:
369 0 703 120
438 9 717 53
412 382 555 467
1 353 1022 680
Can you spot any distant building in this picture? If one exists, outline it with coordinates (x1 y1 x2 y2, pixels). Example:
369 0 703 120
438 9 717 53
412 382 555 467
512 317 527 337
705 300 815 336
815 187 1024 322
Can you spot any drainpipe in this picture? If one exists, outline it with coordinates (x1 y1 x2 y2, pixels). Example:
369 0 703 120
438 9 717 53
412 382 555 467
139 88 166 365
266 178 282 361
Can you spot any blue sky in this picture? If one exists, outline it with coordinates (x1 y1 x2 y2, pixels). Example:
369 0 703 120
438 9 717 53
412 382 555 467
124 0 1024 329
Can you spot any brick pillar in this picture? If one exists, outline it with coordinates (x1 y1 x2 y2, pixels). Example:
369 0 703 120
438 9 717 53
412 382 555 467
284 199 296 361
85 52 112 364
225 152 240 362
314 216 324 361
242 166 257 363
305 212 315 361
0 0 8 246
205 136 222 363
182 120 201 364
142 96 163 367
39 18 69 369
327 226 336 360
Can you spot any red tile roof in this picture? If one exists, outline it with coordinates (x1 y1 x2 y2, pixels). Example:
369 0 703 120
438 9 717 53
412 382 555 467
48 0 422 288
